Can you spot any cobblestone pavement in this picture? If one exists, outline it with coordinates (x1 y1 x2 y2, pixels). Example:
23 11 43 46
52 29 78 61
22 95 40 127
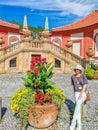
0 73 98 130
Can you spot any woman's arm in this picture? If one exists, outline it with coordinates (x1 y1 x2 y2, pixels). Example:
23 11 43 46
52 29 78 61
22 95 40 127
78 84 87 99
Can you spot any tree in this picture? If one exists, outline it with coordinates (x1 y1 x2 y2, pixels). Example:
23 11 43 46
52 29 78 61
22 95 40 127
10 20 44 32
10 20 20 25
28 25 44 32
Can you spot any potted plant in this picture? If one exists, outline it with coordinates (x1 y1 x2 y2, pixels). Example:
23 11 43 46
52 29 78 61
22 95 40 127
84 67 95 79
84 63 98 80
10 57 66 129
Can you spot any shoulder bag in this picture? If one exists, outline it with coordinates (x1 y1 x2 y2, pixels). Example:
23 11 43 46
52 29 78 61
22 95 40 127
86 91 91 101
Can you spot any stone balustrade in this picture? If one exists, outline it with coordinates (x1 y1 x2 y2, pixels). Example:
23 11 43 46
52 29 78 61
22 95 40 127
0 39 90 74
0 41 23 57
0 40 84 64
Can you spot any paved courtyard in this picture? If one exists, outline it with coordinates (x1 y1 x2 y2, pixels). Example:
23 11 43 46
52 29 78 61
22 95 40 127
0 73 98 130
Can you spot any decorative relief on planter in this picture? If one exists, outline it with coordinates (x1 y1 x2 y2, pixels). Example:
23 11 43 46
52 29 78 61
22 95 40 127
28 104 58 130
93 72 98 80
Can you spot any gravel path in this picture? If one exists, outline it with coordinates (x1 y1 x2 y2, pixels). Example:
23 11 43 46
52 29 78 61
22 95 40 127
0 73 98 130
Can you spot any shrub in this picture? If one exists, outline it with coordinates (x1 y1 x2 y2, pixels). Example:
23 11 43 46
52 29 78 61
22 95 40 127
84 68 95 79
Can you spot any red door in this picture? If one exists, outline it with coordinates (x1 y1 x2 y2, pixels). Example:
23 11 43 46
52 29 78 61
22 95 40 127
31 55 41 60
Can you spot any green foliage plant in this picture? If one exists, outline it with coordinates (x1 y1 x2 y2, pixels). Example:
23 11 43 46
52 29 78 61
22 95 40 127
84 68 95 79
84 63 98 79
90 63 97 70
10 57 66 127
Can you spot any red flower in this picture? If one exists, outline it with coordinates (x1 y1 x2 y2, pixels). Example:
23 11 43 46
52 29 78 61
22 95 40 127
35 57 41 63
48 98 52 103
34 68 39 75
27 70 31 73
36 90 40 94
35 90 52 105
40 99 45 105
35 93 42 101
30 60 36 69
35 57 46 63
41 58 46 63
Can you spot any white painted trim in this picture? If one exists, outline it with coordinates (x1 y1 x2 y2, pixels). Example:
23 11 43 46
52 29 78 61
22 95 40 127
51 36 62 42
93 29 98 38
8 32 20 45
70 32 84 40
53 41 60 46
95 35 98 56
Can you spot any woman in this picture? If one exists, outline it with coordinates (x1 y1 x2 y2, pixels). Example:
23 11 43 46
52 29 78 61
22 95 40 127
70 64 88 130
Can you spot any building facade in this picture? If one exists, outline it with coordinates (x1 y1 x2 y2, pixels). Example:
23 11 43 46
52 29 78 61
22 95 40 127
50 10 98 59
0 15 95 74
0 20 24 47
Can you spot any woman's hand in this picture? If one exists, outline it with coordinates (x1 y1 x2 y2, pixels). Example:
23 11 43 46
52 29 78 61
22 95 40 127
78 84 87 100
78 93 83 100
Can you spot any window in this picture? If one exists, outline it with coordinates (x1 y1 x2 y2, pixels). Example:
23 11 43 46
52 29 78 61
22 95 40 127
10 38 18 44
95 35 98 56
73 42 80 56
55 58 61 68
53 40 60 46
9 36 19 45
96 35 98 51
9 58 16 67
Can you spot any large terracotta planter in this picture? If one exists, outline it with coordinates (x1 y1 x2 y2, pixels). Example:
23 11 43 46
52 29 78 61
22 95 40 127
93 72 98 80
28 104 58 129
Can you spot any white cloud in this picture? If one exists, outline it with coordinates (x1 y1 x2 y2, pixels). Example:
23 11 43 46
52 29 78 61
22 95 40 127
0 0 97 17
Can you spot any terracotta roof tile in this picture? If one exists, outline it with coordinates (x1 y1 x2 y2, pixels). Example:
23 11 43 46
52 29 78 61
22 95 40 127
52 10 98 32
0 20 19 29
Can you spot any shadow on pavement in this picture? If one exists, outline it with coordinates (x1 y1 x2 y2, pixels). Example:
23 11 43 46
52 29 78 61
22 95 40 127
1 107 7 118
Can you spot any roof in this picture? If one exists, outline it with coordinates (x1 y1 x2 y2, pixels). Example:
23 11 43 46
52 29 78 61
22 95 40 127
0 20 19 29
52 10 98 32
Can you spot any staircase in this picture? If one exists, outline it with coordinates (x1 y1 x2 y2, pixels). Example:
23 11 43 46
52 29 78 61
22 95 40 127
0 39 85 74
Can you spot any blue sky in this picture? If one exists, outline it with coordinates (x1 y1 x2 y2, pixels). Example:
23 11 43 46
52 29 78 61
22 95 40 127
0 0 98 30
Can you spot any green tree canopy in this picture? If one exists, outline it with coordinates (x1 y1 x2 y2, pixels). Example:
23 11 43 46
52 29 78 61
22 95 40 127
10 20 20 25
10 20 44 32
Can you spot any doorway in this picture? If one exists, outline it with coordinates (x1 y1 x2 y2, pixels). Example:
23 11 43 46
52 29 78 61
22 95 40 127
31 55 41 60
